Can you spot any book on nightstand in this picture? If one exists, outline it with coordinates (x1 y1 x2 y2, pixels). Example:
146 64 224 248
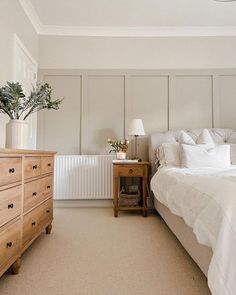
112 159 139 163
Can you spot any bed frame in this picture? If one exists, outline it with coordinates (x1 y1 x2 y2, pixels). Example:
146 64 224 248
154 199 212 276
147 129 236 276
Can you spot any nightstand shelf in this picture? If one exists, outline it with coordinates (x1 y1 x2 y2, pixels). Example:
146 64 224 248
118 206 143 211
113 161 149 217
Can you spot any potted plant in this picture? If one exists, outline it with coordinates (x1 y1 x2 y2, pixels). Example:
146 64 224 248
0 82 63 149
107 138 129 159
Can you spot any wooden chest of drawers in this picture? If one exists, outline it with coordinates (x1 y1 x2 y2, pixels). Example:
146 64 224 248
0 149 55 277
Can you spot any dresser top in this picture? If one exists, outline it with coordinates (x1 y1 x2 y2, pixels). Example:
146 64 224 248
0 148 56 155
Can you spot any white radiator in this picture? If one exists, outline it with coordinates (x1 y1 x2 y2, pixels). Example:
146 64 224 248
54 155 114 200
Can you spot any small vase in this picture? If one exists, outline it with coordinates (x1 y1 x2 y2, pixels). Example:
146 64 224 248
6 119 29 149
116 151 126 160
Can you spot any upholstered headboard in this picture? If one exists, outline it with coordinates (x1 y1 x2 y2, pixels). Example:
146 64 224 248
148 128 236 176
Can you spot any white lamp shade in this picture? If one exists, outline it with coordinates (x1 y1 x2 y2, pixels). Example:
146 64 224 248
128 119 145 136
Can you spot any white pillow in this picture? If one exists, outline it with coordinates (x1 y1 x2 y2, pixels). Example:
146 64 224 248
179 129 215 148
196 129 215 149
180 144 231 168
157 143 180 167
179 131 195 145
156 129 216 168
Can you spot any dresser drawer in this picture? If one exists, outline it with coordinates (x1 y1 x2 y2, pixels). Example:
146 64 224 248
0 185 21 227
24 157 41 179
24 176 53 212
116 165 144 177
41 157 54 175
0 158 22 186
0 219 21 268
23 198 53 247
23 208 40 247
38 198 53 228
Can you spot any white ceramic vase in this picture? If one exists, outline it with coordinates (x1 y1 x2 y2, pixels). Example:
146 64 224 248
6 119 29 149
116 151 126 160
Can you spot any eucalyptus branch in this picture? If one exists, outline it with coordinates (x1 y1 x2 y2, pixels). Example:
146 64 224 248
23 106 38 120
23 105 47 120
18 97 33 118
0 82 63 120
0 109 14 119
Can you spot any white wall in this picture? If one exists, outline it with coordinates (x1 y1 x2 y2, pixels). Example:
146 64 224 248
0 0 39 147
39 35 236 69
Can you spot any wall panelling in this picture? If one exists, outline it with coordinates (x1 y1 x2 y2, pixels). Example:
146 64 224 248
169 75 213 130
37 74 81 154
86 75 125 154
216 75 236 129
126 75 169 160
38 69 236 159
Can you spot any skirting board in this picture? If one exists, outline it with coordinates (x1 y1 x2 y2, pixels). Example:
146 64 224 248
54 197 153 208
54 199 113 208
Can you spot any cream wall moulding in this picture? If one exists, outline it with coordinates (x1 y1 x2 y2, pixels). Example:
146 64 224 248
35 26 236 37
18 0 236 37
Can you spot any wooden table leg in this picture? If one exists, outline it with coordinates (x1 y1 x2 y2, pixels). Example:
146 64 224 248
45 223 52 234
11 258 21 275
113 175 119 217
114 209 118 217
142 178 148 217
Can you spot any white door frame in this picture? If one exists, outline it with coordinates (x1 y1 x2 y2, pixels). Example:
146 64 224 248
13 34 38 82
13 34 38 149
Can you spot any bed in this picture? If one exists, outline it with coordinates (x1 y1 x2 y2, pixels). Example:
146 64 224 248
149 128 236 295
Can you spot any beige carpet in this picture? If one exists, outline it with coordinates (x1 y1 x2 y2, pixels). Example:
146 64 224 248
0 208 210 295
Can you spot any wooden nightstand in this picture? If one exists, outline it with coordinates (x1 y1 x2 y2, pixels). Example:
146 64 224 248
113 161 149 217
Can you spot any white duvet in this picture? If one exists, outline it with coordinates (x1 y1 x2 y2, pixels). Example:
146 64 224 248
151 166 236 295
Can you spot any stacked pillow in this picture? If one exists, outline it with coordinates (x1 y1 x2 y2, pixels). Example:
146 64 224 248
157 129 231 169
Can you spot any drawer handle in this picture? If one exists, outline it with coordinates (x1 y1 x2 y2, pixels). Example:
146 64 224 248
8 203 14 209
47 185 51 189
32 222 36 227
6 242 12 248
46 209 50 213
129 169 133 174
32 192 37 196
9 168 15 174
47 163 51 167
32 165 38 169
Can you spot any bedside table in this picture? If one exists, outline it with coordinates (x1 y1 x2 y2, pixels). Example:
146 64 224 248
113 162 149 217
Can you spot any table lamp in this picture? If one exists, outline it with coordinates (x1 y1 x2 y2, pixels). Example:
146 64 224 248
128 119 145 160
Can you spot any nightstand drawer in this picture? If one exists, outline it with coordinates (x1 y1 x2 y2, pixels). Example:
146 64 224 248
116 165 144 177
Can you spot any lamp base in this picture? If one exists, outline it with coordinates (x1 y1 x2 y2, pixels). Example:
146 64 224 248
132 135 142 161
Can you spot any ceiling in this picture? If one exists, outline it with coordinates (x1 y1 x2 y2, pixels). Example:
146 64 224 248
19 0 236 36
